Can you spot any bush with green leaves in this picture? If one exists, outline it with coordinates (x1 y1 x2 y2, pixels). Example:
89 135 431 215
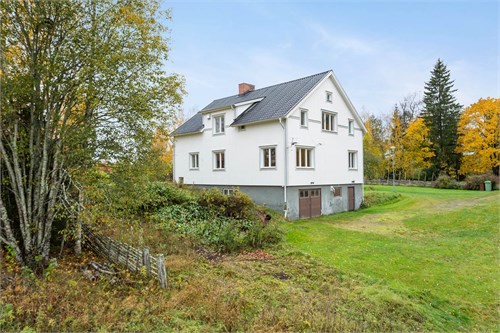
433 175 462 189
197 188 254 219
153 200 282 252
463 173 498 190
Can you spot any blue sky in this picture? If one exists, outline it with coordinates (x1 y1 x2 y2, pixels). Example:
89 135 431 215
163 0 499 118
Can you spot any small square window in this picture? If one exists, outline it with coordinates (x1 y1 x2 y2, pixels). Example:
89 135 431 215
300 110 308 127
189 153 199 169
348 119 354 135
326 91 332 103
213 115 225 134
334 187 342 197
222 188 234 195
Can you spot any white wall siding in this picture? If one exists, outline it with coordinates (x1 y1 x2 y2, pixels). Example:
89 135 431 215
174 110 285 186
286 76 364 186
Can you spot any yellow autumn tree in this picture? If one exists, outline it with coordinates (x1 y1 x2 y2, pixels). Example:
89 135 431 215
363 116 385 179
151 109 186 178
456 98 500 175
387 107 404 179
401 117 434 178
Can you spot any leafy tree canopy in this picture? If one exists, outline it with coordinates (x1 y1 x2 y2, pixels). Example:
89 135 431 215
0 0 185 269
456 98 499 175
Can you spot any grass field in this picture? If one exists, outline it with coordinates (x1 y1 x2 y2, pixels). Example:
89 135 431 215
285 185 500 331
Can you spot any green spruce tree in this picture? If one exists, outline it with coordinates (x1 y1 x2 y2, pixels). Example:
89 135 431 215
422 59 462 176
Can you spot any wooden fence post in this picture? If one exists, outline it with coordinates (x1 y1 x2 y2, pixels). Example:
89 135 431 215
157 254 167 288
143 248 151 276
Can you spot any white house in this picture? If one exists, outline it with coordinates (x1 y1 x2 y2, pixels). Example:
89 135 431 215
173 70 366 220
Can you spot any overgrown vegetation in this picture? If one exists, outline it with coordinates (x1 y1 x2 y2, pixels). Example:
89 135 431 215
1 184 497 332
152 187 282 252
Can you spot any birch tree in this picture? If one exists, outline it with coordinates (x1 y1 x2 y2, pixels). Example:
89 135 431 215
0 0 184 270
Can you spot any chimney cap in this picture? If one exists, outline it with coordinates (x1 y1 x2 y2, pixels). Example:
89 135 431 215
239 82 255 95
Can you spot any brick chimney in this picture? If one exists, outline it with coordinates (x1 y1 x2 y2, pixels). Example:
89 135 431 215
239 83 255 95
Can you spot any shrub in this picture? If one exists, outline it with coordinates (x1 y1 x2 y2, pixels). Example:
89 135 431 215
140 181 194 211
197 188 254 219
463 173 499 190
153 202 282 252
433 175 461 189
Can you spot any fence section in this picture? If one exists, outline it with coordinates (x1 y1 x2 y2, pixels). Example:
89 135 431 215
365 179 433 187
82 224 167 288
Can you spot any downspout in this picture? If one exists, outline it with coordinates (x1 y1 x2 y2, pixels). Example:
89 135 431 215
279 118 288 218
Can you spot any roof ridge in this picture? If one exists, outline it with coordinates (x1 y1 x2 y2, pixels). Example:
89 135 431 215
210 70 332 103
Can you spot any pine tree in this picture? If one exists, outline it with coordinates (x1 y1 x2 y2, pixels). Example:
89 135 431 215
422 59 463 175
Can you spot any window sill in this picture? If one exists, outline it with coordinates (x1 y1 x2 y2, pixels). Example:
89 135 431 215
260 167 277 170
296 167 315 170
189 168 199 171
322 129 338 134
213 132 225 136
213 169 225 171
348 168 358 171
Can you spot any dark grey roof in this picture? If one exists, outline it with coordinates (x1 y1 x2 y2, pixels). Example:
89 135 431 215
173 111 203 135
174 70 330 135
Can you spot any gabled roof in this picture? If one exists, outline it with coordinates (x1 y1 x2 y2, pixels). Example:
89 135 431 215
174 70 367 136
174 71 330 136
205 71 330 125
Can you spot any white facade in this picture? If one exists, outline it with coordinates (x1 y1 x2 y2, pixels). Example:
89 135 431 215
174 72 365 219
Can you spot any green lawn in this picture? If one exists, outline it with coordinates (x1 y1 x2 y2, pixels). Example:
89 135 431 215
284 186 500 331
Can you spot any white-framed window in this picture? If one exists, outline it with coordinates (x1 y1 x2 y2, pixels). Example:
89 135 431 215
322 111 337 132
326 91 333 103
189 152 199 169
348 151 357 170
213 150 225 170
348 119 354 135
296 146 314 168
213 115 225 134
261 146 276 168
222 188 234 195
300 109 308 127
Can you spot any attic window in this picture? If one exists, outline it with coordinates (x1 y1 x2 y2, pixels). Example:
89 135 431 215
239 125 246 131
326 91 333 103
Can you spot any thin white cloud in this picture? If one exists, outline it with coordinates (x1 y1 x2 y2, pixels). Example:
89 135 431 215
309 22 377 56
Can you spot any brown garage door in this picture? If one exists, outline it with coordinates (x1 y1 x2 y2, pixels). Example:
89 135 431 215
299 189 321 219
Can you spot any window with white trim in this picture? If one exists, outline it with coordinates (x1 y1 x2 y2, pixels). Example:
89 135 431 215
296 147 314 168
261 146 276 168
326 91 333 103
322 111 337 132
300 110 308 127
189 152 199 169
213 115 225 134
348 151 357 169
348 119 354 135
213 150 225 170
222 188 234 195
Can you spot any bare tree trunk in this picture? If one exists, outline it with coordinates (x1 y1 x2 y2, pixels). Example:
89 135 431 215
74 190 83 256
